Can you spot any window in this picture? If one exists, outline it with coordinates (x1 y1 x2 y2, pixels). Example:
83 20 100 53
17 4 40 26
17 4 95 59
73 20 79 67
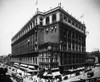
28 25 30 31
46 58 49 62
44 53 46 57
60 13 63 21
64 15 67 21
76 24 78 27
40 17 43 25
68 18 71 23
72 21 74 25
46 16 49 24
55 58 57 62
52 14 56 23
30 23 32 29
72 45 74 51
79 26 81 29
22 30 24 36
24 29 25 34
82 27 83 31
25 28 28 33
32 21 34 28
39 54 42 57
80 26 82 30
42 58 44 62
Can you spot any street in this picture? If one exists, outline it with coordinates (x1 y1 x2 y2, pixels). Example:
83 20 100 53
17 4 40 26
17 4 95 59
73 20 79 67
1 62 100 82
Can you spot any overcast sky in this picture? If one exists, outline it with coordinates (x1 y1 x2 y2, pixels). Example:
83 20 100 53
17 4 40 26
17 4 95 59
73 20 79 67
0 0 100 55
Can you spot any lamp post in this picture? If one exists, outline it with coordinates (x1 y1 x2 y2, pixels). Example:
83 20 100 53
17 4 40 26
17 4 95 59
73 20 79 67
47 42 53 79
48 45 52 72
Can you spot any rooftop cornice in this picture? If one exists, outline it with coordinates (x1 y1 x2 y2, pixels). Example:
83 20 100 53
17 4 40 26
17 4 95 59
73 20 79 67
12 6 86 41
58 7 86 27
41 6 85 27
43 6 61 15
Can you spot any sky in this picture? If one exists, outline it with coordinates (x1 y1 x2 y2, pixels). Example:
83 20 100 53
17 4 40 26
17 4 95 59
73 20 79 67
0 0 100 55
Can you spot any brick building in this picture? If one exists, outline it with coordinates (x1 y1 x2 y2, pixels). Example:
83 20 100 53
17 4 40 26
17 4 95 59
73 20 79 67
11 6 86 70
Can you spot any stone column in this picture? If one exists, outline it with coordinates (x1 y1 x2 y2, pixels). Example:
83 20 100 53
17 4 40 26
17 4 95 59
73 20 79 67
67 30 69 51
43 17 46 25
49 15 52 24
32 21 34 28
37 16 40 25
74 34 76 52
77 35 79 52
56 12 60 21
71 32 73 51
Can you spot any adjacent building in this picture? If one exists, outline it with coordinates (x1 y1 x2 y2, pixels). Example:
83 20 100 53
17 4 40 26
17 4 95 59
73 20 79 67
11 6 86 70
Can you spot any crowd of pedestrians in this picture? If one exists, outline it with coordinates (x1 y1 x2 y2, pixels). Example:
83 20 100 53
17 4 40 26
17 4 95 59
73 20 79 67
11 73 23 82
0 67 13 82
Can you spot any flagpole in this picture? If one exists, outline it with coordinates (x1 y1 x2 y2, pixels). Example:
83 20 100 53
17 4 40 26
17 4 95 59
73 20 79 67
79 13 85 23
35 0 38 12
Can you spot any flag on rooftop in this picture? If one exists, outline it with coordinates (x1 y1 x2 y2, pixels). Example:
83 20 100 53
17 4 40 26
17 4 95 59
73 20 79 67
35 0 38 5
80 14 84 18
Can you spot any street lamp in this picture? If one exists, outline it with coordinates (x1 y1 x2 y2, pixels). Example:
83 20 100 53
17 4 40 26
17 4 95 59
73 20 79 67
48 42 52 70
59 41 63 50
46 42 53 79
35 42 38 51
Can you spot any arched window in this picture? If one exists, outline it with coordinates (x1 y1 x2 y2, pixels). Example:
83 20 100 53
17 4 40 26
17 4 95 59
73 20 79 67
46 16 49 24
52 14 56 23
40 17 43 25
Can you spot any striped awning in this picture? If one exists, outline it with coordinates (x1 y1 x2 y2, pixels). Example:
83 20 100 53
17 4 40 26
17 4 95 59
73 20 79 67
20 64 28 68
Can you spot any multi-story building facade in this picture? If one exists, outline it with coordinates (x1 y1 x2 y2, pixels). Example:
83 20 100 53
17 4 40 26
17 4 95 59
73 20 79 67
11 6 86 70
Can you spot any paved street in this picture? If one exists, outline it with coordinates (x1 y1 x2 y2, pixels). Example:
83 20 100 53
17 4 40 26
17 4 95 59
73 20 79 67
1 62 100 82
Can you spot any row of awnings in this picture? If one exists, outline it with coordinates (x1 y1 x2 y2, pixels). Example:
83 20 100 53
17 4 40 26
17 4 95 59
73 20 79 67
14 63 35 69
19 65 36 72
43 71 61 77
13 63 38 75
20 67 37 72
